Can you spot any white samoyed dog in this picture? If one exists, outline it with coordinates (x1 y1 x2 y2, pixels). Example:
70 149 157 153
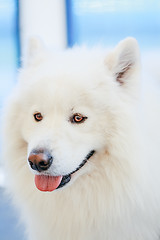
2 38 160 240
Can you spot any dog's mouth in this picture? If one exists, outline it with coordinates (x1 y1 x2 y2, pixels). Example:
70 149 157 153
35 150 95 192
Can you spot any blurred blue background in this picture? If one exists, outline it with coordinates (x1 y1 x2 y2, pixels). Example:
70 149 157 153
0 0 159 239
0 0 19 106
67 0 160 49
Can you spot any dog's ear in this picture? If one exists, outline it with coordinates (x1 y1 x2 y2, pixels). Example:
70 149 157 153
105 37 140 86
24 37 46 67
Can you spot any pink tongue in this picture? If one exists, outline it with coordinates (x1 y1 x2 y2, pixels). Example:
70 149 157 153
35 175 62 192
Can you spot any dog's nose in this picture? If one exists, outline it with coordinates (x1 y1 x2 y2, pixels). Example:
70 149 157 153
28 149 53 172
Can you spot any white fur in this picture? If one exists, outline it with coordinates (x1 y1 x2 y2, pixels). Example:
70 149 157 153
2 38 160 240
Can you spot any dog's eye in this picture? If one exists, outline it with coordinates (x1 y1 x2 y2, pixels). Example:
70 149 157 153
71 113 87 124
34 112 43 122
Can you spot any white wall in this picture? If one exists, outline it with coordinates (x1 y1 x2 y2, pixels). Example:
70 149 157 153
19 0 67 57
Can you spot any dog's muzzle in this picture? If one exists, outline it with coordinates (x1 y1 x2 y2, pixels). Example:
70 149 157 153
28 149 95 191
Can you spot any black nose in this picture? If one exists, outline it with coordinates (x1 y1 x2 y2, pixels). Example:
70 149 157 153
28 149 53 172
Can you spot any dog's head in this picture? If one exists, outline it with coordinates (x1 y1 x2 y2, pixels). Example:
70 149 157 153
7 37 140 191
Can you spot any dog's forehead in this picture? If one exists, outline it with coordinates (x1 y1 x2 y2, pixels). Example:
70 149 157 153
43 76 93 108
20 73 95 113
28 64 98 100
19 48 112 111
